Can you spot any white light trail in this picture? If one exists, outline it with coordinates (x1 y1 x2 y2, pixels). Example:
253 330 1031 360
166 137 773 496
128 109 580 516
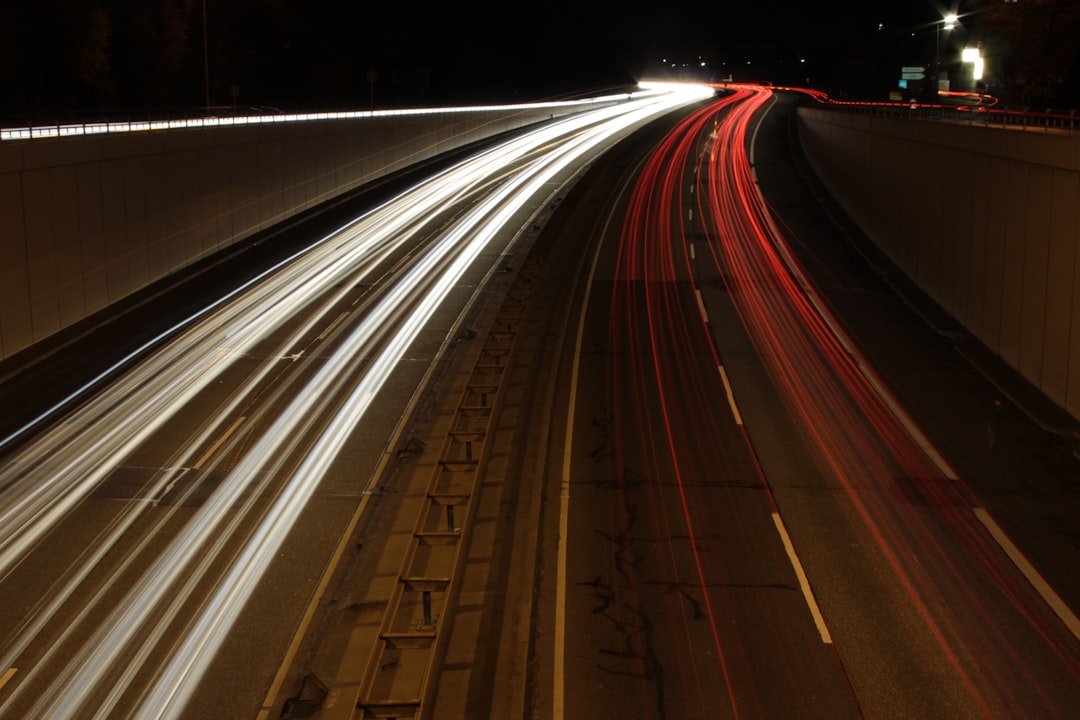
0 83 713 719
0 88 680 142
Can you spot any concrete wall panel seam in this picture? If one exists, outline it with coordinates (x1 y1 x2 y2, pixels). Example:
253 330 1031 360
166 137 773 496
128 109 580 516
798 106 1080 420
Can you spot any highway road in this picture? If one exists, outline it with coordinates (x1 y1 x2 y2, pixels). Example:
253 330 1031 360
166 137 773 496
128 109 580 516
0 83 714 720
2 83 1079 720
535 87 1080 719
273 86 1080 719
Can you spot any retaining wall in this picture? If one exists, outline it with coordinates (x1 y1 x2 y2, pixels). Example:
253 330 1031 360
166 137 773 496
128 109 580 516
0 103 597 362
798 106 1080 418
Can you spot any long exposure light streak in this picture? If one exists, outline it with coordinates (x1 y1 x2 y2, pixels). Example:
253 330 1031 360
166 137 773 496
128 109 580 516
0 83 713 718
0 87 679 142
604 87 758 718
606 83 1080 717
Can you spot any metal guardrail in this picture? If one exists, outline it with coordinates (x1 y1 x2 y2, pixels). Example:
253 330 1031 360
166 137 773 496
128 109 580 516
0 89 663 143
0 103 578 142
809 100 1079 135
772 85 1080 135
832 105 1078 134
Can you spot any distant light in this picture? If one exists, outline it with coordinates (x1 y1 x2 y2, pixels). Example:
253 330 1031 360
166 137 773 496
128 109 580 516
878 22 884 31
1 95 651 142
961 47 984 81
944 13 958 29
800 58 806 63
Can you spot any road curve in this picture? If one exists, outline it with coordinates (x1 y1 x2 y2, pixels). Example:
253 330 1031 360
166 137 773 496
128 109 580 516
0 83 713 720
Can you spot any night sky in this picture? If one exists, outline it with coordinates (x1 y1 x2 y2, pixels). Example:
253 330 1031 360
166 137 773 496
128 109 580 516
0 1 1076 122
199 0 930 103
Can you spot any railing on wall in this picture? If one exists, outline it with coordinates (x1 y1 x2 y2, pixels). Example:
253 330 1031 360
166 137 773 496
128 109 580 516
827 103 1079 135
778 85 1080 135
0 92 636 143
796 104 1080 419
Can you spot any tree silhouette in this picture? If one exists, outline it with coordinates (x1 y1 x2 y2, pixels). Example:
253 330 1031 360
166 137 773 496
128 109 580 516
978 0 1080 105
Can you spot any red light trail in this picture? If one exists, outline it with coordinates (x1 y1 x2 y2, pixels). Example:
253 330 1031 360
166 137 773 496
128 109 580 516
602 85 1080 718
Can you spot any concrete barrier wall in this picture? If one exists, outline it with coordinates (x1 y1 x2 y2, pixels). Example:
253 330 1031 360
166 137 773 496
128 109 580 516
0 104 592 362
798 107 1080 417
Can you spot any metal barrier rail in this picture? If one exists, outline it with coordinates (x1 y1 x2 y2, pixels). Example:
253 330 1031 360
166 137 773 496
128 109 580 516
811 101 1079 135
0 103 581 142
767 84 1080 135
0 90 664 143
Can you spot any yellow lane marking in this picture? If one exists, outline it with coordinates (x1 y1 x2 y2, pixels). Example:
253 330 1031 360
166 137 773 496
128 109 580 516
695 289 709 324
317 311 350 341
772 513 833 644
0 667 17 692
718 365 743 426
193 415 246 470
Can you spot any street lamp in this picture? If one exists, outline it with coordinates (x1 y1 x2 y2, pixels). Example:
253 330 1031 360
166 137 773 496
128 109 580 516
934 13 959 93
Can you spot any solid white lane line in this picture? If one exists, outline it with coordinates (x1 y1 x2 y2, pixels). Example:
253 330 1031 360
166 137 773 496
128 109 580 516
748 92 777 167
192 416 246 470
856 365 959 480
555 172 632 720
695 289 709 324
718 366 743 425
772 513 833 644
973 508 1080 641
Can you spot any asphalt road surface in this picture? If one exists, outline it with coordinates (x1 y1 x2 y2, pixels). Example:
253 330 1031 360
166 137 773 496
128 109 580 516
0 85 714 720
2 85 1078 720
424 88 1080 719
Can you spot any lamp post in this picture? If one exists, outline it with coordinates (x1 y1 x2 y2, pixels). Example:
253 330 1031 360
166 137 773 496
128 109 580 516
933 13 958 94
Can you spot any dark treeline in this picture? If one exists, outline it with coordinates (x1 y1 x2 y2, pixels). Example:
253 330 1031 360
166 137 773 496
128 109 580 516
977 0 1080 106
1 1 1076 126
0 1 194 122
0 1 649 125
